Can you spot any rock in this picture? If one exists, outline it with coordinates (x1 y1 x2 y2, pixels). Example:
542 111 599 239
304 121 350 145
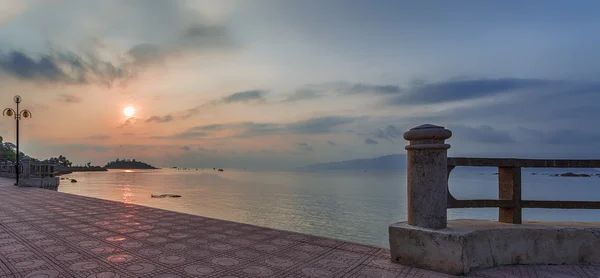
218 169 224 172
558 172 591 177
70 179 77 183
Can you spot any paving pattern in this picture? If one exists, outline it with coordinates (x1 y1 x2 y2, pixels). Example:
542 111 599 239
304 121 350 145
0 178 598 277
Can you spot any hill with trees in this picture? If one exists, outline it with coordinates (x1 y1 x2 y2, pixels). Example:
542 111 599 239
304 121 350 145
0 136 24 162
104 158 158 169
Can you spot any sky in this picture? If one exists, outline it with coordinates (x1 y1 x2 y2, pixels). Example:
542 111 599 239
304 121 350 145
1 0 600 169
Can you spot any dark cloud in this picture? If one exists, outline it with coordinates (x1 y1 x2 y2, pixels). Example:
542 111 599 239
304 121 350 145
127 44 164 65
282 89 323 102
286 116 361 134
344 83 402 95
389 78 557 105
118 118 137 128
1 1 237 87
365 138 379 145
181 146 191 151
371 125 403 141
193 124 227 131
407 81 600 129
181 90 266 119
223 90 266 103
86 135 111 140
449 124 515 144
0 49 131 86
57 94 82 103
158 130 209 139
145 115 174 123
296 142 314 152
327 140 337 146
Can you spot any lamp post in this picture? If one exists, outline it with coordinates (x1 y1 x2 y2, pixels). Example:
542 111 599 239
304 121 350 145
3 95 32 186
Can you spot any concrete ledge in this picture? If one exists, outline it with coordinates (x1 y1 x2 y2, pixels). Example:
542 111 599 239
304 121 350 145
19 177 60 190
389 219 600 275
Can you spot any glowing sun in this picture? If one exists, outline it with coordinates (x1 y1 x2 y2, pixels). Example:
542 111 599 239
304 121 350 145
123 106 135 117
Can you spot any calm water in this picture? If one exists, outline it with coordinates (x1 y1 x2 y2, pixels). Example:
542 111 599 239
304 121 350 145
58 168 600 247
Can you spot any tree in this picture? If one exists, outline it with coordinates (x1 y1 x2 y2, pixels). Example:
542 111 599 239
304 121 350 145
3 142 16 152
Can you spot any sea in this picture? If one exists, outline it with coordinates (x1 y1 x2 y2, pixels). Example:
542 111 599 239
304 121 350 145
58 168 600 247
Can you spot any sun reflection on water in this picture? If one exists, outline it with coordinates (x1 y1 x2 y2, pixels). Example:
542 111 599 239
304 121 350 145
120 184 133 204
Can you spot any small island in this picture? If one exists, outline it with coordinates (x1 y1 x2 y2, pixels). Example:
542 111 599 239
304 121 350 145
104 158 158 169
551 172 597 177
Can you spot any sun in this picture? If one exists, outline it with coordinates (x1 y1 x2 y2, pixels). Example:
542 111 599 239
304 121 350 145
123 106 135 118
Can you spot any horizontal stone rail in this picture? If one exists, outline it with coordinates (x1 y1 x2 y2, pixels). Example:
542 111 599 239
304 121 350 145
447 157 600 224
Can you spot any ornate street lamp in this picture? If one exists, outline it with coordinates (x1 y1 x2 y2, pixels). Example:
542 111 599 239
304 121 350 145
3 95 32 186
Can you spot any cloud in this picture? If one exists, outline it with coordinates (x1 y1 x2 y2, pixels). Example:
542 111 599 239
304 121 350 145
389 78 557 105
126 24 236 66
57 94 82 103
222 90 266 103
152 130 210 139
181 89 266 119
407 80 600 129
343 83 402 95
371 125 404 141
0 1 238 86
365 138 379 145
0 49 131 86
518 127 600 145
127 43 164 66
296 142 313 152
181 146 191 151
286 116 362 134
327 140 337 146
282 89 323 102
86 135 111 140
156 115 363 139
180 24 235 50
118 117 137 128
449 125 515 144
145 115 174 123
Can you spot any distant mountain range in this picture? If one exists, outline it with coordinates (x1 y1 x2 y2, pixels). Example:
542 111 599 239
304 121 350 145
299 154 406 171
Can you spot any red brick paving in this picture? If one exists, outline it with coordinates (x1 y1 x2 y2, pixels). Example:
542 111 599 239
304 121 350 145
0 177 598 277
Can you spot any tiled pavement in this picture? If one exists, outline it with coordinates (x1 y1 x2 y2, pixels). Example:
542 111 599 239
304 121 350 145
0 178 598 277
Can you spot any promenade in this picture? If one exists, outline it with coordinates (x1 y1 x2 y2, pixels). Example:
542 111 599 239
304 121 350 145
0 178 598 277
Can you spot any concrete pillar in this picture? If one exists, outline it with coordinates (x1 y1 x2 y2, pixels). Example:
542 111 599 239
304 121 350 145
22 157 31 179
404 124 452 229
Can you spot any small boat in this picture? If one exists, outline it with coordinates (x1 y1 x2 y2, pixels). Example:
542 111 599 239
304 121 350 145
151 194 181 198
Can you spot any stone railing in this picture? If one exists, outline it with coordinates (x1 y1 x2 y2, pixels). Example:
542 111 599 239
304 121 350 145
448 157 600 224
0 158 60 189
390 124 600 275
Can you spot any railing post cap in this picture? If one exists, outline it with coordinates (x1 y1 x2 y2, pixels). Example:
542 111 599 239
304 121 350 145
404 124 452 141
